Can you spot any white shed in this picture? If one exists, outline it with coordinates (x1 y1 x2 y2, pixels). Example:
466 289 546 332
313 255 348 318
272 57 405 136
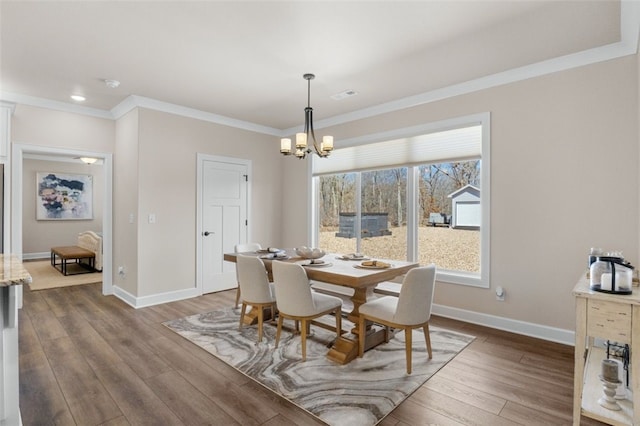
448 184 480 229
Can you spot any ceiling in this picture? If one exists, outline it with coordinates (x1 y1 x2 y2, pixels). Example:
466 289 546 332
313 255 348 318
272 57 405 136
0 1 634 135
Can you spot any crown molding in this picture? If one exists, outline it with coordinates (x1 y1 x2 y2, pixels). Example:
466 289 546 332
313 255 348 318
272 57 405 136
111 95 282 137
0 101 16 114
2 1 638 137
301 39 636 134
0 91 113 119
301 0 640 134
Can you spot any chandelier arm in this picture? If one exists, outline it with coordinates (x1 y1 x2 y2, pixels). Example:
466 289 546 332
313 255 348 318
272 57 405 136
304 107 323 156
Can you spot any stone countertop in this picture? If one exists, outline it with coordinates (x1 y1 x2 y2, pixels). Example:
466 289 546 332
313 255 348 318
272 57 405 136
0 255 32 287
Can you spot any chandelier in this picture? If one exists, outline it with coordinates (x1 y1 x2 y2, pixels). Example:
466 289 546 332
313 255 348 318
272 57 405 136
280 73 333 159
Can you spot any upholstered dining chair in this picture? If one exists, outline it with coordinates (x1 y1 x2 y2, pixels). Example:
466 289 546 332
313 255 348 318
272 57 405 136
236 254 277 342
234 242 262 307
271 260 343 361
358 264 436 374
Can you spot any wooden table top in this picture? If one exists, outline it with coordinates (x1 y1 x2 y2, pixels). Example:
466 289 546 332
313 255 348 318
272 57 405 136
224 249 418 289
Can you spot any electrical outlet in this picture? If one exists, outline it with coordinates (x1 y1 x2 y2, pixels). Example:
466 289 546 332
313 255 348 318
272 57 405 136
118 266 125 275
496 286 505 301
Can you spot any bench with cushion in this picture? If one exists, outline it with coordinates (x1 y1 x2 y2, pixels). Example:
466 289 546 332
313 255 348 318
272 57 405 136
50 230 103 276
50 245 96 275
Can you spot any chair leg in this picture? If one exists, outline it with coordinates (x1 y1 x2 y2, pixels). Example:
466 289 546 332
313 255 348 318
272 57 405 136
423 323 432 359
275 315 284 348
239 303 247 330
358 315 366 357
301 319 307 361
335 308 342 338
257 305 264 342
405 327 412 374
235 285 241 307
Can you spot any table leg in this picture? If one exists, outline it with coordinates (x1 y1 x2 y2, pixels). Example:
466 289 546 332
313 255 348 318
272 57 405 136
326 286 389 365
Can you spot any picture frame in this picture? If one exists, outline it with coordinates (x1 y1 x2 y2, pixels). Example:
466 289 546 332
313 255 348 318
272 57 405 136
36 172 93 220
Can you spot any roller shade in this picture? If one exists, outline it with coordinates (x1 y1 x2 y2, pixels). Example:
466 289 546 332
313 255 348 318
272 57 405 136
313 124 482 176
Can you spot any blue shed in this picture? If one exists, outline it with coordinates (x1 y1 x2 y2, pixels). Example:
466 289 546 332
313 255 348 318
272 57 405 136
447 184 480 229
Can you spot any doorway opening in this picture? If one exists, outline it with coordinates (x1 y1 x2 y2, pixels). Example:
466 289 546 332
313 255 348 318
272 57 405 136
11 143 113 295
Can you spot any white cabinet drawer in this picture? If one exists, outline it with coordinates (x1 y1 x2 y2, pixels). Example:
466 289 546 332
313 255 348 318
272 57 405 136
586 299 632 343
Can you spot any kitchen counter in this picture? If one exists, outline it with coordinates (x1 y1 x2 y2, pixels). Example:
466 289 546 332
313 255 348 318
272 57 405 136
0 254 32 287
1 255 31 426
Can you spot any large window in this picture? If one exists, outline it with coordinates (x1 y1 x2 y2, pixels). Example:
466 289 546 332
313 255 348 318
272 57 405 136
313 113 490 287
317 173 357 254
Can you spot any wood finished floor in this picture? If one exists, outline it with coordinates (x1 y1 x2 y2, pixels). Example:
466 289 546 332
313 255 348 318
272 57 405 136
19 283 606 426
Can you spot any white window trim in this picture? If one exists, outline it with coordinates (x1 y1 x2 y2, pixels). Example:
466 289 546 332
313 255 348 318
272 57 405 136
312 112 490 288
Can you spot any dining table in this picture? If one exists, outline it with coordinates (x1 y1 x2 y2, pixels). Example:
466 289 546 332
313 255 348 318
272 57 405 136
224 248 418 364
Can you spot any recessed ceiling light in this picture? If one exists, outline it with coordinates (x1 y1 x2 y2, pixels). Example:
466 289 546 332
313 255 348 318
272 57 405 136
331 90 358 101
70 94 86 102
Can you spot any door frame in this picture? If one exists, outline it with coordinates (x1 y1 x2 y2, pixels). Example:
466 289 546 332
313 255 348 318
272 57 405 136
196 153 251 295
11 142 113 295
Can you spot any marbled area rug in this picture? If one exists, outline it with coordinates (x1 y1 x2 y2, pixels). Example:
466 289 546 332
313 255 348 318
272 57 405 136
164 308 474 426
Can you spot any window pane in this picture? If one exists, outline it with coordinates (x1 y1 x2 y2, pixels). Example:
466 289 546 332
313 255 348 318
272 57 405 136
318 173 357 254
418 160 481 273
360 168 407 261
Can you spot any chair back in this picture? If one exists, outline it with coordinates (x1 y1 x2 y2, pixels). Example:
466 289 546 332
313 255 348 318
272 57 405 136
272 261 316 316
394 264 436 325
234 242 262 253
234 243 262 283
236 255 273 303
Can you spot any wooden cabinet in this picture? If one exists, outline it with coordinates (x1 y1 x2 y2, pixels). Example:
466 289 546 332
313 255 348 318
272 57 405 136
573 275 640 425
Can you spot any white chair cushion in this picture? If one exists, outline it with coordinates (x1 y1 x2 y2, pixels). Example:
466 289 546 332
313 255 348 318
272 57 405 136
310 291 342 312
359 296 398 322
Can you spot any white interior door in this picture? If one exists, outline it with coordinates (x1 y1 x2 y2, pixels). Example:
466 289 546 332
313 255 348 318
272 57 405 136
201 159 248 293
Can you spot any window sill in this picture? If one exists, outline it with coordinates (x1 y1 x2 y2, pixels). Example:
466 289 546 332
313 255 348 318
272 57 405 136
437 270 488 288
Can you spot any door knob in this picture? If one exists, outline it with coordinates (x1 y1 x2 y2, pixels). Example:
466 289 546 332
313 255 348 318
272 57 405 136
203 231 214 236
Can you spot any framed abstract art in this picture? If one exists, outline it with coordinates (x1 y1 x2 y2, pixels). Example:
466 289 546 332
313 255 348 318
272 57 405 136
36 172 93 220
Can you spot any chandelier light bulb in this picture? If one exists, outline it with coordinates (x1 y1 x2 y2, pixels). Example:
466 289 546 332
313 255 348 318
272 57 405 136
280 138 291 154
296 133 307 148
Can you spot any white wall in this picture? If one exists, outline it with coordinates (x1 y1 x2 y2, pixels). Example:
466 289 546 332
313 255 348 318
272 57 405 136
113 109 139 295
132 108 283 298
11 105 114 153
284 54 639 333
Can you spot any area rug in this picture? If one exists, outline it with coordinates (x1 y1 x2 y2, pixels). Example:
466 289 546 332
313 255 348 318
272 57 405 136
164 307 474 426
24 259 102 290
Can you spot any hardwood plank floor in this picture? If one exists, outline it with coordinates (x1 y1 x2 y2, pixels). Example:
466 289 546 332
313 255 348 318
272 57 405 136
19 283 605 425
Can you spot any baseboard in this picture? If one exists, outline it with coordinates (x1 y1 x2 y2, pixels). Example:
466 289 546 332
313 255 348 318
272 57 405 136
432 303 575 346
111 285 200 309
111 284 575 345
23 252 49 260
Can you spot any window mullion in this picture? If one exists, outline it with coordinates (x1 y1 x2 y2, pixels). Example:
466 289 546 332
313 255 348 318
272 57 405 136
406 166 418 263
355 173 362 253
